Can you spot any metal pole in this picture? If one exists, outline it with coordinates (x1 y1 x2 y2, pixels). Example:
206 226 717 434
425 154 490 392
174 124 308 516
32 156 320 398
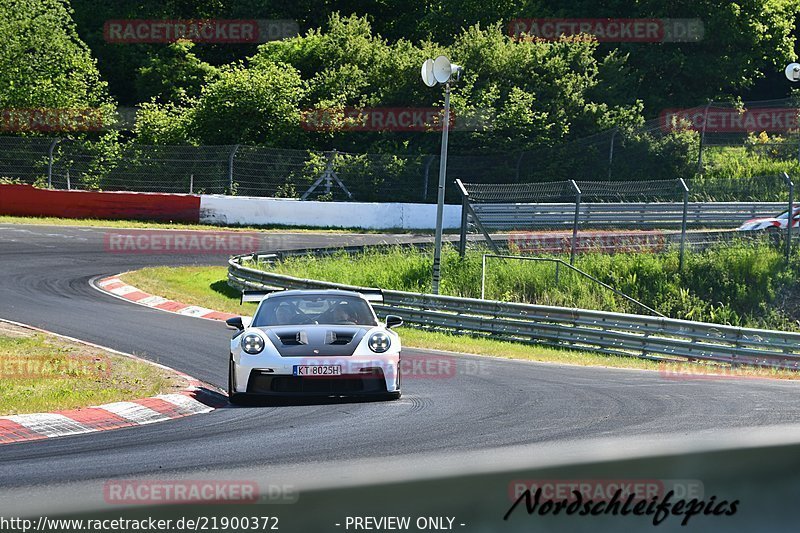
784 172 794 261
423 155 435 201
228 144 240 194
47 138 60 188
515 151 525 182
481 253 487 299
189 174 194 194
679 178 689 271
432 82 451 295
697 100 712 173
569 179 581 265
608 128 617 180
458 186 468 258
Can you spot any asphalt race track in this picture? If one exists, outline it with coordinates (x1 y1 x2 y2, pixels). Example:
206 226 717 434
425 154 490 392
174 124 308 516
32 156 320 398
3 223 800 531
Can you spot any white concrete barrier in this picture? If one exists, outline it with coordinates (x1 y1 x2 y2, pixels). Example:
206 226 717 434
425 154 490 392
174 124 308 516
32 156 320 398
200 195 462 230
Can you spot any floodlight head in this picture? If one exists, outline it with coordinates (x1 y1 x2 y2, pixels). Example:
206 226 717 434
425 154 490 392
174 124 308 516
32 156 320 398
786 63 800 82
433 56 452 84
421 59 436 87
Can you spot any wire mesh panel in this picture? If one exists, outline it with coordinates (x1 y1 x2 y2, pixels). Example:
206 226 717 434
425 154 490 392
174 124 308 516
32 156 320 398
234 146 313 198
0 136 56 183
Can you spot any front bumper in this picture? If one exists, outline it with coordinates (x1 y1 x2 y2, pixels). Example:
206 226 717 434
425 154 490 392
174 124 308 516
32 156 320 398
232 355 400 396
246 368 392 396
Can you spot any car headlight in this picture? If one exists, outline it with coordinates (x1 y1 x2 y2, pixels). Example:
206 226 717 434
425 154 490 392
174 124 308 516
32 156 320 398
368 331 391 353
242 333 265 355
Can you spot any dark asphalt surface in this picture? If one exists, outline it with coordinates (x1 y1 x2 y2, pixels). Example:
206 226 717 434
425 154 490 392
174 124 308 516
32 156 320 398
2 223 800 517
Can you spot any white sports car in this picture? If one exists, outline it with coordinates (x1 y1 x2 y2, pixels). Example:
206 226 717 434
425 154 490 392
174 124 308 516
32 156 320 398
225 289 403 403
738 208 800 231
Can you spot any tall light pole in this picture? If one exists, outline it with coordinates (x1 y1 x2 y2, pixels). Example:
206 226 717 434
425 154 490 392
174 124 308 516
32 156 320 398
422 56 463 294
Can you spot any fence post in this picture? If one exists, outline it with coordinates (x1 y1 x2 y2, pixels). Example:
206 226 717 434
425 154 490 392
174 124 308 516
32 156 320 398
228 144 240 194
679 178 689 271
515 151 525 182
456 179 469 258
569 179 581 265
697 100 713 173
784 171 794 261
189 174 194 194
608 128 618 180
423 155 435 201
46 138 60 188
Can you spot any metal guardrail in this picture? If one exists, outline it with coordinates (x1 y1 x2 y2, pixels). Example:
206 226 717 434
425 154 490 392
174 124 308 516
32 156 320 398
469 201 783 230
228 251 800 369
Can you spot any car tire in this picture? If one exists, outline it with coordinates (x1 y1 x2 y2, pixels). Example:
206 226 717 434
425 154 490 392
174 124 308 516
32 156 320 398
228 356 247 406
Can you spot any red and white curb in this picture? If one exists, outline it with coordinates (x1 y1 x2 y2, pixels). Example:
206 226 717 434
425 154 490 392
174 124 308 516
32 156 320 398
0 320 226 445
95 276 238 321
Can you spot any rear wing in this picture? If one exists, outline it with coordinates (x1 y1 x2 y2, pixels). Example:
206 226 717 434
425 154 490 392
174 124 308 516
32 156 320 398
241 289 283 304
240 288 384 304
359 289 384 303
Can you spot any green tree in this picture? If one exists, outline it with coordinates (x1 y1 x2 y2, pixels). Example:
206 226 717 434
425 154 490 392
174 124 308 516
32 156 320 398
136 40 220 104
0 0 111 111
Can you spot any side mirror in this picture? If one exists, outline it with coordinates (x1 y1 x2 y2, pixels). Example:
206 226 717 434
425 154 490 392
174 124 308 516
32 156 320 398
385 315 403 329
226 317 245 331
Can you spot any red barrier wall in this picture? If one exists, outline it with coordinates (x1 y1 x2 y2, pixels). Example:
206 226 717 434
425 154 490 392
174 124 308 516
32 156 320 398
0 185 200 222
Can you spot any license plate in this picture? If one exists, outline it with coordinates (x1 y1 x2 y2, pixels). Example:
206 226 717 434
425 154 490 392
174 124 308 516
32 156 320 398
293 365 342 376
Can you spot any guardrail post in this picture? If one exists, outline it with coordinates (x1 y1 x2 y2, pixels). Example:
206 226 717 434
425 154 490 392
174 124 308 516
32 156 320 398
784 171 794 261
679 178 689 271
569 180 581 265
46 138 61 188
228 144 240 194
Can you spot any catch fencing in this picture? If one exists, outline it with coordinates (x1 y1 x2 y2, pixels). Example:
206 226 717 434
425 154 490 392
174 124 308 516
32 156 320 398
456 175 796 264
228 250 800 369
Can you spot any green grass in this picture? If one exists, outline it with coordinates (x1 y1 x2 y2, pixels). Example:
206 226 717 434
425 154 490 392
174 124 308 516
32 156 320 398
0 323 184 415
254 243 800 331
0 215 444 234
118 263 800 379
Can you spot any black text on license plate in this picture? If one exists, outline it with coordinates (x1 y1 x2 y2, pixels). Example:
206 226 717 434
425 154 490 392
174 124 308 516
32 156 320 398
294 365 342 376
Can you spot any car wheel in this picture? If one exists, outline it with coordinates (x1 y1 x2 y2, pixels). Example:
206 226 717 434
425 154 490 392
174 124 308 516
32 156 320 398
228 356 246 406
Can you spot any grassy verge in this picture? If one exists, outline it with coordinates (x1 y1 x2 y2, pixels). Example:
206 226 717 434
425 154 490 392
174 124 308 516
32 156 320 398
0 322 186 415
0 215 443 234
118 266 800 379
252 243 800 331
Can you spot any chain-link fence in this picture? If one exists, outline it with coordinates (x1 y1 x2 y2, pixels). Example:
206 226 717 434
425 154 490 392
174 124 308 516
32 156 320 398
456 175 796 266
2 98 800 202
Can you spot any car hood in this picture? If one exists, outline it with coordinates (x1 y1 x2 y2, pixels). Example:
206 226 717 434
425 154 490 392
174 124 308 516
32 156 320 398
257 324 372 356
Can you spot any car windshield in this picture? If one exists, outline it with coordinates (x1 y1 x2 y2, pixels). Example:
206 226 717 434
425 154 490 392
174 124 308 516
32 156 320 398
252 294 377 327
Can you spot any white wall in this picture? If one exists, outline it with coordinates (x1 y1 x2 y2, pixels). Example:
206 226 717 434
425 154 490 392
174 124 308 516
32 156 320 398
200 195 462 230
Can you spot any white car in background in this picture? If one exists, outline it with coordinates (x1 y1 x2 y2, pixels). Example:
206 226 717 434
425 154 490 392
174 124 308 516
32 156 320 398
225 289 403 403
738 208 800 232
